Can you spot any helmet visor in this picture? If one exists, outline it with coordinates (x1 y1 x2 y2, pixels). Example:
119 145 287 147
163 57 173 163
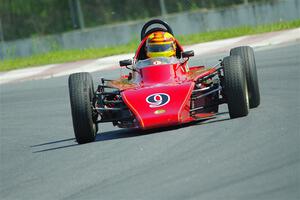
147 43 174 52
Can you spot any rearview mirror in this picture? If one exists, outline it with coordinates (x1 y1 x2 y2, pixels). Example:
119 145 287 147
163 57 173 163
119 59 132 67
181 50 194 58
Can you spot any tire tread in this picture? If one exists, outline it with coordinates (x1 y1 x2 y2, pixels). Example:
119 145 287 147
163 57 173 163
69 72 96 144
223 55 249 118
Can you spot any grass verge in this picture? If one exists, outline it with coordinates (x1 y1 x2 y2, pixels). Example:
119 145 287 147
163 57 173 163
1 19 299 71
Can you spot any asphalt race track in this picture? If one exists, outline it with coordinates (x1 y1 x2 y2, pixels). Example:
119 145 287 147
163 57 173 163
0 42 299 200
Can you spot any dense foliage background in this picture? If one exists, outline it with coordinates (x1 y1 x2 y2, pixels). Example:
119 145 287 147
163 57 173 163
0 0 275 41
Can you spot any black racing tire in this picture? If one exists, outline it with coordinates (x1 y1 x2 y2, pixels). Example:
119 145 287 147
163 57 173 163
223 55 249 118
68 72 97 144
230 46 260 108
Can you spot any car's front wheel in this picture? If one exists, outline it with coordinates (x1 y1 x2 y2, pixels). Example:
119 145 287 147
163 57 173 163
223 55 249 119
68 72 97 144
230 46 260 108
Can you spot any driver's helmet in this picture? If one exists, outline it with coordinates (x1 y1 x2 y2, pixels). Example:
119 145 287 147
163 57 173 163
145 31 176 58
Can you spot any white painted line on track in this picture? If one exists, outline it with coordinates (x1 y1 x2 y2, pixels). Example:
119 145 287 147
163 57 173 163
0 64 58 84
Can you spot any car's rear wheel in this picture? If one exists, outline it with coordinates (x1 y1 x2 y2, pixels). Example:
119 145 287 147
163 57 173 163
223 55 249 118
230 46 260 108
68 72 97 144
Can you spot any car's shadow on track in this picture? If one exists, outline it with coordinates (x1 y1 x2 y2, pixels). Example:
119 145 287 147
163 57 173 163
95 125 185 142
31 127 187 153
32 112 230 153
96 112 230 141
31 138 78 153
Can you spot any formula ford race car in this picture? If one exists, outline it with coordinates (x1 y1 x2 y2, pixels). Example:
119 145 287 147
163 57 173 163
68 19 260 144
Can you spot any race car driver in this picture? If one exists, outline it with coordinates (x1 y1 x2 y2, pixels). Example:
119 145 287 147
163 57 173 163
144 31 189 72
145 31 177 58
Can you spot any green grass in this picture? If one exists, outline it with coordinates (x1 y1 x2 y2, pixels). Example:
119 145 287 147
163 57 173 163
1 19 299 71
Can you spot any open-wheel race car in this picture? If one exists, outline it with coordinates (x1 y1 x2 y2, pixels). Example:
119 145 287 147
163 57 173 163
68 19 260 144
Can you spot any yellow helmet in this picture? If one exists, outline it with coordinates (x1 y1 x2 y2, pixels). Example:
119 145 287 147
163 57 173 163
146 31 176 58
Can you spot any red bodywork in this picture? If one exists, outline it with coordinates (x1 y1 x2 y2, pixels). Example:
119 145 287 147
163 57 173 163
107 38 218 129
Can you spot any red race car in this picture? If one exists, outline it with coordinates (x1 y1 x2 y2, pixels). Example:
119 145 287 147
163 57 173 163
68 19 260 144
